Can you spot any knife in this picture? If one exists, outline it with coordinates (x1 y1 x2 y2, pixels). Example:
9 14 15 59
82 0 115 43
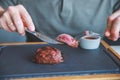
25 29 62 44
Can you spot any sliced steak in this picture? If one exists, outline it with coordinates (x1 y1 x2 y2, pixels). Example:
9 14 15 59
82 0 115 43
56 33 79 48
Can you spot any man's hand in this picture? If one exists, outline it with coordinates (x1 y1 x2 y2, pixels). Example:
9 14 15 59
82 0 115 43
105 10 120 41
0 6 4 17
0 4 35 36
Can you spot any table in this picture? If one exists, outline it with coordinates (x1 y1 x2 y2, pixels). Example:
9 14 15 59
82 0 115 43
0 40 120 80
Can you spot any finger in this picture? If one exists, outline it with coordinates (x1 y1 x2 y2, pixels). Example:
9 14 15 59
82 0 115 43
110 16 120 41
0 17 11 32
7 6 25 35
110 9 120 20
0 6 4 11
0 6 5 16
16 5 35 31
0 6 5 29
105 10 120 38
0 18 2 29
104 16 112 37
2 11 16 31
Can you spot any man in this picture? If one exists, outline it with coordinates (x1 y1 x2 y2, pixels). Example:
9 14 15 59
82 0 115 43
0 0 120 42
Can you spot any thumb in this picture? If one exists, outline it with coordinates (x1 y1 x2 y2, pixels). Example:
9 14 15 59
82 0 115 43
104 17 111 37
0 6 4 16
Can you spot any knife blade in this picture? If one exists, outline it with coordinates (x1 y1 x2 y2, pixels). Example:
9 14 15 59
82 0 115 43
25 30 62 44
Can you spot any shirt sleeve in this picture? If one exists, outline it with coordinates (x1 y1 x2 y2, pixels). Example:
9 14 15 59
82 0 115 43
113 0 120 13
0 0 17 9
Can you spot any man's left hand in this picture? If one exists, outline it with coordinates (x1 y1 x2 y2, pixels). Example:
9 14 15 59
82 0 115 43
105 9 120 41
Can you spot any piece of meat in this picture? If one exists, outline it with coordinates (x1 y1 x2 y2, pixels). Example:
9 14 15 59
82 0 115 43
56 33 79 48
34 46 63 64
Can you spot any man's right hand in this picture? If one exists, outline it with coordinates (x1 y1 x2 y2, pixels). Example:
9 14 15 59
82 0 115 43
0 4 35 36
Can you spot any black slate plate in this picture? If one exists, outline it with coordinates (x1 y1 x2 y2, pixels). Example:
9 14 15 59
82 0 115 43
0 44 120 79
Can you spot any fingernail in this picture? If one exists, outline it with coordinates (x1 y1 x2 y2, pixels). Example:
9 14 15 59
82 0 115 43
29 26 35 32
113 38 117 41
20 32 25 36
105 31 110 37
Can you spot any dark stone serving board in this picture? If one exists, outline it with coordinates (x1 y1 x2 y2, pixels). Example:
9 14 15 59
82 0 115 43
0 44 120 79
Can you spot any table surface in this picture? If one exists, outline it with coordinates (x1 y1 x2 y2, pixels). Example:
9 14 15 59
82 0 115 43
0 40 120 80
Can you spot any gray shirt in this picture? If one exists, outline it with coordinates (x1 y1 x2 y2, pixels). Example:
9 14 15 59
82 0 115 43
0 0 120 42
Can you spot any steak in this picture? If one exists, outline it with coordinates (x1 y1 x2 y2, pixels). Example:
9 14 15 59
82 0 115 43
34 46 63 64
56 33 79 48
